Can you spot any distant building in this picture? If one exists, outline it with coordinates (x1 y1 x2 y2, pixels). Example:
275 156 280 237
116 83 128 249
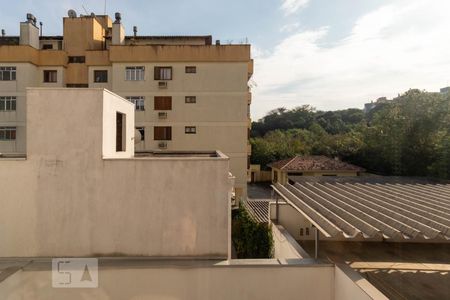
440 86 450 94
269 155 364 184
0 12 252 199
363 97 389 113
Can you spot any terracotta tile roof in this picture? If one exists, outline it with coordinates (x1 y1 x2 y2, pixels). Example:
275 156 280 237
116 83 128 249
269 156 365 172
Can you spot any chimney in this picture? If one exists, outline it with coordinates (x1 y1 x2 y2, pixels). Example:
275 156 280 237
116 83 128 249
1 29 5 37
133 26 137 38
111 12 125 45
20 13 39 49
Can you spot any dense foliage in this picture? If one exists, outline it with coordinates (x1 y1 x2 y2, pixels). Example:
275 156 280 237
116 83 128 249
251 90 450 179
232 204 274 258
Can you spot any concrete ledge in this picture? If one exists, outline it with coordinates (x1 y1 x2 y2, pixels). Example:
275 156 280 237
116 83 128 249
335 263 388 300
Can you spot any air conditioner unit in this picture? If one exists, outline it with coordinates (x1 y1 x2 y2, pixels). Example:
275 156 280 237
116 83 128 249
158 141 167 149
158 81 168 89
158 112 168 119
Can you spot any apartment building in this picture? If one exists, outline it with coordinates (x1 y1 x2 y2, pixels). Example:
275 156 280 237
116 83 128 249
0 12 253 198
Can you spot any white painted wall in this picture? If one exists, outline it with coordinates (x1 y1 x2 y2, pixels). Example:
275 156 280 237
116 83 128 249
0 88 232 258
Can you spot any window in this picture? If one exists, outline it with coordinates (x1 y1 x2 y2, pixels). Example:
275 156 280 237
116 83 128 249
126 96 145 111
300 228 304 236
68 56 85 63
94 70 108 83
154 126 172 141
185 96 196 104
42 44 53 50
0 97 16 111
0 127 16 140
66 84 88 88
185 66 197 74
305 228 310 236
136 127 145 141
116 112 126 152
185 126 196 134
154 96 172 110
0 67 16 81
125 66 145 81
43 70 57 83
154 67 172 80
273 171 278 183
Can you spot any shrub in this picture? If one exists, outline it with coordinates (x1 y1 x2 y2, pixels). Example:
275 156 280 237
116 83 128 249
232 203 274 258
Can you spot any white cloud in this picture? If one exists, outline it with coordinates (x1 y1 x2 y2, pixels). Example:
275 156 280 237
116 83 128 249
281 0 310 15
280 22 300 33
253 0 450 119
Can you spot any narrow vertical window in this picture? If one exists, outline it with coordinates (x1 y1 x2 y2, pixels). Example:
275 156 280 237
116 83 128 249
116 112 126 152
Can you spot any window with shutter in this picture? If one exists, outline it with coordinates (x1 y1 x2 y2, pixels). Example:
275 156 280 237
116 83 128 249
154 96 172 110
154 67 173 80
154 126 172 140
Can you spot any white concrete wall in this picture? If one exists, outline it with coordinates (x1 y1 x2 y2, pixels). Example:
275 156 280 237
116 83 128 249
335 264 388 300
102 90 134 158
270 202 315 241
272 224 310 259
0 88 232 258
0 260 335 300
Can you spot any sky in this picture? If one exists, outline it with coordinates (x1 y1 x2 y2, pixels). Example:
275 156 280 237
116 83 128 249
1 0 449 119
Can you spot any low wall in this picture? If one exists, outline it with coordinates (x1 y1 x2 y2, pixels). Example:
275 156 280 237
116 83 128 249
0 258 386 300
0 259 334 300
334 263 388 300
272 224 309 259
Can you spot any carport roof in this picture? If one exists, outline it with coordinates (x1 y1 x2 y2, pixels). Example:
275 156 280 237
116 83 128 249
272 176 450 242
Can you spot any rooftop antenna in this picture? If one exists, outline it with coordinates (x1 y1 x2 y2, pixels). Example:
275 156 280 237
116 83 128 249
104 0 107 15
82 4 89 15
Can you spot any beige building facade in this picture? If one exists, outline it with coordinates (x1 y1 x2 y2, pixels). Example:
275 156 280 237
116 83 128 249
0 13 252 198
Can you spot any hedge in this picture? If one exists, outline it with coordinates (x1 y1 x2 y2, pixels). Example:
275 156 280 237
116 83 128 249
232 203 274 258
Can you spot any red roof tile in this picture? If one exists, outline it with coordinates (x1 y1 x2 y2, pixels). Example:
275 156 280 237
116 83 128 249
269 156 365 172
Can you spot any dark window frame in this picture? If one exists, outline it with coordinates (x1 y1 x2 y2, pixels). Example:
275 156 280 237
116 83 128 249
68 56 86 64
66 84 88 88
136 127 145 141
0 67 16 81
126 96 145 111
185 66 197 74
154 126 172 141
185 96 197 104
185 126 197 134
0 127 16 140
154 66 173 80
94 70 108 83
0 96 16 111
43 70 57 83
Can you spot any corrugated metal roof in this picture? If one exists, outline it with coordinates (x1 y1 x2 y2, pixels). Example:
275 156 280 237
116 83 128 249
272 177 450 242
244 200 270 223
